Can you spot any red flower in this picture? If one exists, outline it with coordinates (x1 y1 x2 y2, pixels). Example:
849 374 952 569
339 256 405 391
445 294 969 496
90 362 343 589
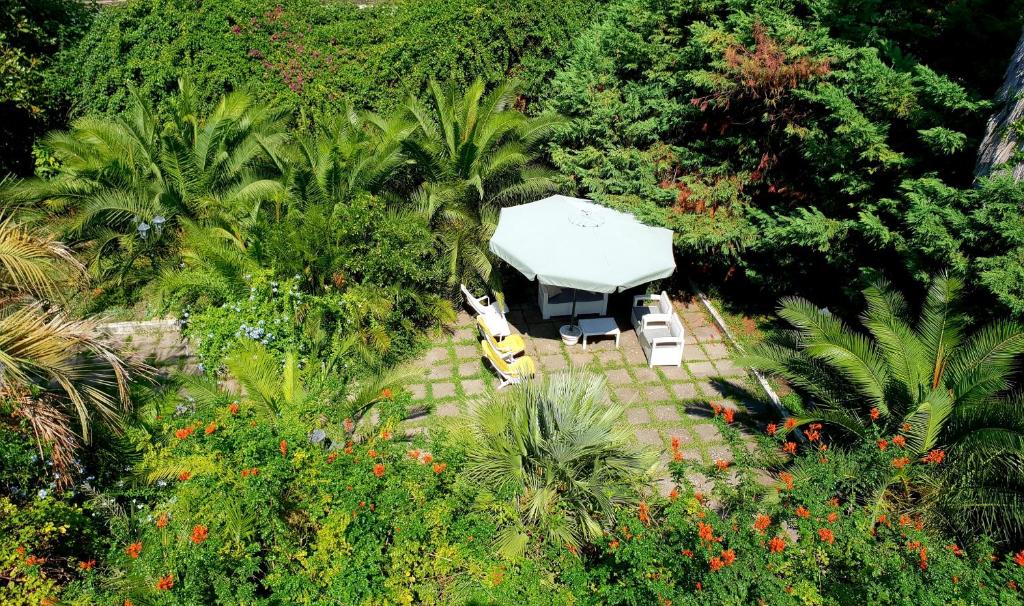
922 449 945 464
891 457 910 469
229 402 239 415
204 422 217 435
638 501 652 525
722 408 735 424
827 512 838 523
901 423 912 432
817 528 835 544
190 525 208 544
433 463 447 474
784 418 797 430
805 429 820 442
877 439 889 450
178 471 191 481
280 440 288 457
892 435 907 448
381 388 393 399
669 487 679 501
156 513 168 528
783 441 797 455
25 554 45 566
673 450 684 462
1014 550 1024 566
343 418 354 432
715 459 729 471
721 548 736 565
869 407 880 421
174 427 194 440
156 574 174 591
609 539 619 550
766 423 778 436
422 453 433 464
125 542 142 559
778 472 794 491
919 547 928 570
373 463 385 478
796 506 810 519
327 452 338 463
709 556 724 572
380 429 393 441
754 514 771 533
698 522 718 542
768 536 786 553
681 549 693 557
671 436 681 450
408 449 421 460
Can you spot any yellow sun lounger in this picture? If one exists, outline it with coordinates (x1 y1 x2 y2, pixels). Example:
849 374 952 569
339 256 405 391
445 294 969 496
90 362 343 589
481 338 535 388
476 316 525 359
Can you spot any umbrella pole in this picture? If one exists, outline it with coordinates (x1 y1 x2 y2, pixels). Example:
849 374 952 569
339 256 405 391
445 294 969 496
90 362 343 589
570 288 578 329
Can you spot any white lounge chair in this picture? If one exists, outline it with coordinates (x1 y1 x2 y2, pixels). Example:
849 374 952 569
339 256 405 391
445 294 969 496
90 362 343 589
461 284 510 338
632 292 684 367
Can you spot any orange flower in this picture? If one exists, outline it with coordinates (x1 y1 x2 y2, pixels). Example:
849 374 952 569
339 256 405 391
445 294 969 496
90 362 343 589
754 514 771 533
280 440 288 457
784 418 797 430
125 542 142 559
609 539 620 550
155 574 174 591
708 556 724 572
638 501 652 525
1014 550 1024 566
669 487 679 501
178 471 191 481
783 441 797 455
711 402 722 416
190 525 208 544
721 548 736 565
156 513 168 529
796 505 810 519
778 472 794 490
422 453 433 464
25 555 45 566
877 439 889 450
174 427 194 440
869 407 880 421
327 452 338 463
204 422 217 435
877 514 889 526
899 514 912 527
922 449 945 464
343 418 355 432
817 528 835 544
229 402 239 415
1010 580 1019 591
892 435 906 448
766 423 777 436
381 388 393 399
827 512 838 523
681 549 693 557
433 463 447 474
380 429 393 441
722 408 734 424
373 463 385 478
715 459 729 471
919 547 928 570
124 600 134 606
698 522 717 542
768 536 786 553
827 497 839 507
891 457 910 469
344 442 354 455
805 429 820 442
901 423 912 432
671 436 681 450
408 449 421 460
673 450 684 462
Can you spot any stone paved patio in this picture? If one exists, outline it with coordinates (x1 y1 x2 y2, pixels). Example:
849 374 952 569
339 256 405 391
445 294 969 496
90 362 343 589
402 292 767 484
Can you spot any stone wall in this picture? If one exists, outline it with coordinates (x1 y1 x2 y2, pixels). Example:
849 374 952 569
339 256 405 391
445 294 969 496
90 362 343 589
98 319 198 375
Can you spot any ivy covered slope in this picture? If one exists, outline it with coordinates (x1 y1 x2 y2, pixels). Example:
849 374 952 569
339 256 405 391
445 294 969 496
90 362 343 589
547 0 1024 312
50 0 598 119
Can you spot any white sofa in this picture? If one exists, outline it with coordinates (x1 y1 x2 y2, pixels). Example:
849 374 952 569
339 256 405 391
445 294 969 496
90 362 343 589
538 283 608 319
632 292 684 367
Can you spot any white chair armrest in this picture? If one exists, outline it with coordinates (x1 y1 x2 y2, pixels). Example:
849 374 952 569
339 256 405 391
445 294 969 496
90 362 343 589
651 336 684 347
633 293 658 307
640 314 670 330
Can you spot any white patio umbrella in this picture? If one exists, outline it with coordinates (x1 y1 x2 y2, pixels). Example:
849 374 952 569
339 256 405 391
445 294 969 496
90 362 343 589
489 195 675 323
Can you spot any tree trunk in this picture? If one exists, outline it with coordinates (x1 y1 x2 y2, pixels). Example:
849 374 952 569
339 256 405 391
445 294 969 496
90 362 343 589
976 28 1024 181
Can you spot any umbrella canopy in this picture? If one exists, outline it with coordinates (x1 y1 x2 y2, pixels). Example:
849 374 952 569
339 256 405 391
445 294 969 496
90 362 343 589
489 195 675 293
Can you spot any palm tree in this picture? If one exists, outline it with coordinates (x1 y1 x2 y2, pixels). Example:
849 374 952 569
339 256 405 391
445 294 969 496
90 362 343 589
748 274 1024 543
0 214 141 485
463 370 658 556
5 79 289 290
404 78 565 297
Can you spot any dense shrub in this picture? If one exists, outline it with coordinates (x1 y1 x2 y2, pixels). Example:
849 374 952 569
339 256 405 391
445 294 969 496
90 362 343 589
51 0 599 121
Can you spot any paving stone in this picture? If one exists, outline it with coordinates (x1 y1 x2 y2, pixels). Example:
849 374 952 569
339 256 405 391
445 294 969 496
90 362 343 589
677 449 703 463
436 402 460 417
685 470 714 492
539 354 568 370
633 367 659 383
634 428 663 445
703 342 730 359
404 427 427 438
532 338 563 355
683 332 699 345
665 427 693 445
682 311 709 327
461 378 486 396
427 364 453 380
692 325 722 341
670 382 700 400
655 478 676 498
692 423 723 442
431 382 457 399
645 385 671 402
566 349 597 368
457 361 481 377
688 361 717 378
624 347 648 364
715 359 747 377
597 350 625 367
408 384 427 400
696 381 720 398
454 344 479 360
653 405 681 422
454 311 475 326
407 404 429 420
684 347 709 361
452 328 476 342
660 365 690 381
424 348 449 364
626 408 651 424
605 368 633 385
707 445 734 463
614 386 640 403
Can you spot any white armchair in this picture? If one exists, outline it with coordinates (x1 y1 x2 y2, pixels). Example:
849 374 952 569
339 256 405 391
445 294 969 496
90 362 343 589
631 291 684 367
461 284 510 338
537 283 608 319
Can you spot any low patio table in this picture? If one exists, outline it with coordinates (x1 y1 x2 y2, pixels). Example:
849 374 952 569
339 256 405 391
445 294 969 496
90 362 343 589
579 317 620 350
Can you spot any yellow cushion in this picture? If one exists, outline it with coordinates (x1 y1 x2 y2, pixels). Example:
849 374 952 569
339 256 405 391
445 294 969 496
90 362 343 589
481 341 535 377
476 317 525 355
